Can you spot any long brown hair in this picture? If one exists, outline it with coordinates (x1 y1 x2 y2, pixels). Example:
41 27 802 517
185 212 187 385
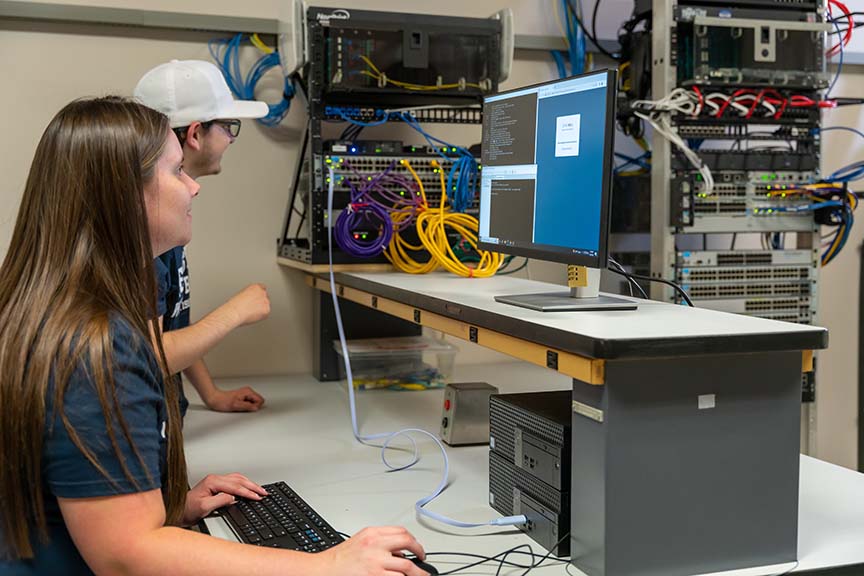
0 96 188 559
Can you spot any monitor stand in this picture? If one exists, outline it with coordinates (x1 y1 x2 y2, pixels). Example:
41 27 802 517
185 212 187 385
494 265 637 312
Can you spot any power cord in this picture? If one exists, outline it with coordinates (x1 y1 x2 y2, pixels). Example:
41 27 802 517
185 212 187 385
606 257 694 306
429 534 570 575
326 167 526 530
607 257 648 300
336 529 571 573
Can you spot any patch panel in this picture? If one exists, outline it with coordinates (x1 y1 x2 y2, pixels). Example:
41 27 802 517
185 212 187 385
322 105 483 125
324 154 480 211
678 265 814 283
688 297 815 324
676 250 814 267
683 281 813 299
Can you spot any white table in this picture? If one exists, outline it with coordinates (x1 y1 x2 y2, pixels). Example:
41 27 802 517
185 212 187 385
310 272 824 576
187 364 864 575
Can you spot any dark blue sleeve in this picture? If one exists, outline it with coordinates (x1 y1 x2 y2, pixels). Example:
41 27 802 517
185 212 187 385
154 255 170 319
43 319 167 498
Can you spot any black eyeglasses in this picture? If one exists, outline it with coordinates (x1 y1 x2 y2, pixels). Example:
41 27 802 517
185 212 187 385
207 119 242 138
173 119 242 145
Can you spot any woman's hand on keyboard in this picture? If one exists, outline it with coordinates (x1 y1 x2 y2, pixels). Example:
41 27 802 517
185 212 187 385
318 526 429 575
182 473 269 526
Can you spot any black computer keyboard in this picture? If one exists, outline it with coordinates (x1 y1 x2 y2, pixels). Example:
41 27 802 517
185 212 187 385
220 481 345 552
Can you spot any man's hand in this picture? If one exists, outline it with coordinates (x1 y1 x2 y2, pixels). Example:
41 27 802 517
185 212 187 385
226 284 271 328
203 386 266 412
182 473 268 527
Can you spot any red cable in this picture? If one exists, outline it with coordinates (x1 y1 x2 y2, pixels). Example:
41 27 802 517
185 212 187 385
716 88 754 118
692 86 704 116
827 0 853 56
761 89 787 119
745 90 766 119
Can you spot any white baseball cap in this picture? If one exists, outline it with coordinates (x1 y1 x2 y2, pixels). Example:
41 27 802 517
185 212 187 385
134 59 269 128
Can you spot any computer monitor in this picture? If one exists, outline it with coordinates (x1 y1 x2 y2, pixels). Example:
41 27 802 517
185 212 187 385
477 69 636 312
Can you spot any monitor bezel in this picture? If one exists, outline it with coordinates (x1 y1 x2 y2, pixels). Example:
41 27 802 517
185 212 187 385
477 68 618 270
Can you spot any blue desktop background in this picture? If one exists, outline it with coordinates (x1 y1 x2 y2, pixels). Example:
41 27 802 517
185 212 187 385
533 87 608 252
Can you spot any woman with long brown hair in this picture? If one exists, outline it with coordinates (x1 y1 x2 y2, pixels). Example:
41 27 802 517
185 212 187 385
0 97 428 575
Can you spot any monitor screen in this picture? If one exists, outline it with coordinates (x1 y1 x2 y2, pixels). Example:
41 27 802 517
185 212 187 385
477 69 617 269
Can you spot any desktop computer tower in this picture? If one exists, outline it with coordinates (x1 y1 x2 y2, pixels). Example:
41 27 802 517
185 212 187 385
488 391 571 556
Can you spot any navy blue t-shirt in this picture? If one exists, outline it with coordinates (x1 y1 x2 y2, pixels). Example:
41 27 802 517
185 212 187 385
156 247 191 416
1 318 168 575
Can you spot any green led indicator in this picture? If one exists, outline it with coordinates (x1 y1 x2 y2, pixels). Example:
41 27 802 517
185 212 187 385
326 158 332 164
375 148 382 153
451 147 457 152
411 146 417 152
400 190 405 196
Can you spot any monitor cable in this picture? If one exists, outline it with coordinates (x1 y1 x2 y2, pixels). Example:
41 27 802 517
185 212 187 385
607 257 694 306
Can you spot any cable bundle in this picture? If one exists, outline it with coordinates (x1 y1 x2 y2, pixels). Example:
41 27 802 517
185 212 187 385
386 160 503 278
632 87 832 120
633 109 714 194
552 0 588 78
762 183 858 266
209 34 295 127
827 0 854 57
330 158 419 258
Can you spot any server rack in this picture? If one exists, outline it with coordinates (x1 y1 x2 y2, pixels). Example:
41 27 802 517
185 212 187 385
611 0 832 451
278 6 503 267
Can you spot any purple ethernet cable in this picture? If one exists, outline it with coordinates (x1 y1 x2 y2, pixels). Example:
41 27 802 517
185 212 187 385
334 200 394 258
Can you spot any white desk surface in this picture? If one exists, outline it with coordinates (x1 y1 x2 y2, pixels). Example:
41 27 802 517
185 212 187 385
188 364 864 575
334 272 827 355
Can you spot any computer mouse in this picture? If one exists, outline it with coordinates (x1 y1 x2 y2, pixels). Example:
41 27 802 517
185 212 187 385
409 557 439 575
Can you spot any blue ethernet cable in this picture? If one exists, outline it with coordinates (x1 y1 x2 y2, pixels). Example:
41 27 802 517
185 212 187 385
209 34 295 127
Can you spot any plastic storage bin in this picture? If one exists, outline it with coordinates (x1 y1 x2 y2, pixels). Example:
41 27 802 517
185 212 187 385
333 336 458 390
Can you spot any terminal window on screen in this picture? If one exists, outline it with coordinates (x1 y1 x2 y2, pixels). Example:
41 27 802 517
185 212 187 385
482 82 608 255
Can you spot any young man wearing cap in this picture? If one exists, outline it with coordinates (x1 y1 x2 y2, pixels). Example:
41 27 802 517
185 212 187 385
135 59 271 415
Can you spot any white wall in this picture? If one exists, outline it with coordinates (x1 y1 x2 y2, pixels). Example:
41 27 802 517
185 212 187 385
0 0 860 469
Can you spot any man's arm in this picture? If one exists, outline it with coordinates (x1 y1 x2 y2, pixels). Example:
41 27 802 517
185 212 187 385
158 284 270 375
184 358 265 412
